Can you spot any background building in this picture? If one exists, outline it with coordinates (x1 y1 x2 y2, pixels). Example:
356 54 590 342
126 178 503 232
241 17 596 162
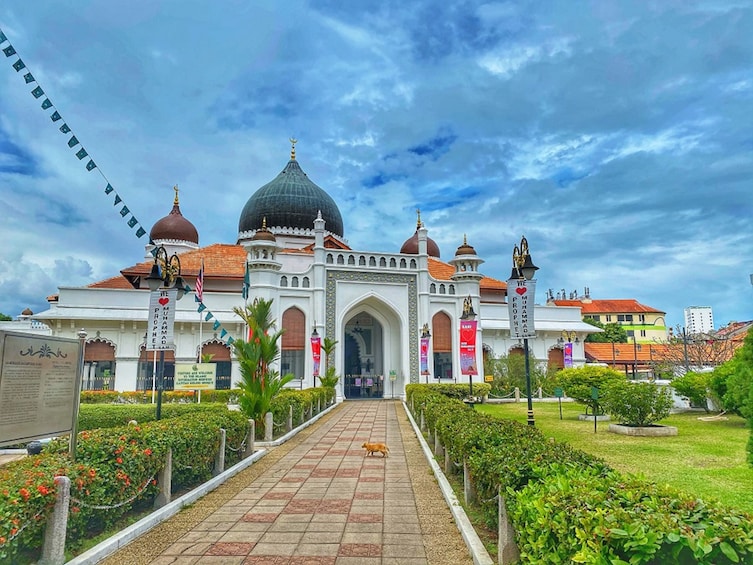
684 306 714 334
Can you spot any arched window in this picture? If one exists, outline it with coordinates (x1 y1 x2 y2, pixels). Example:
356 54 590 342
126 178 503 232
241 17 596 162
430 283 436 293
200 341 232 389
389 258 397 268
337 255 345 264
449 285 455 295
281 307 306 381
326 254 334 264
380 258 387 267
432 312 453 380
348 255 356 265
292 277 299 287
439 284 446 294
138 347 176 392
548 348 565 370
280 276 288 287
302 277 310 288
359 256 366 266
369 257 376 267
400 258 407 268
83 339 116 391
410 259 417 269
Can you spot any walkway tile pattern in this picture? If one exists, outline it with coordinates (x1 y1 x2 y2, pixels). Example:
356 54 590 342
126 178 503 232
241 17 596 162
102 400 472 565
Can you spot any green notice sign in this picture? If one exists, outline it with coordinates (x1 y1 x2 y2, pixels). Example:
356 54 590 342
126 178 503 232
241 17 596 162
175 363 217 390
554 387 564 398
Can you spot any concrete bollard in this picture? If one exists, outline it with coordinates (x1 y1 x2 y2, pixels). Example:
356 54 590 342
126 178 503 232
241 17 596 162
264 411 273 441
463 457 476 505
39 475 70 565
213 428 226 477
244 419 255 458
434 428 443 458
154 448 173 509
420 410 425 431
538 386 543 399
444 448 453 475
317 398 321 414
514 387 521 402
287 405 293 432
498 487 520 564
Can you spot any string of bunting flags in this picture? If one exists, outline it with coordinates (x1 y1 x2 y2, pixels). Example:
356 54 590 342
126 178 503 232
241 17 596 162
0 27 152 243
1 27 238 346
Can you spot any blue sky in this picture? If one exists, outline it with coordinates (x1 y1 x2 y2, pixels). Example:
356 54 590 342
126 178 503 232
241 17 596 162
1 1 752 329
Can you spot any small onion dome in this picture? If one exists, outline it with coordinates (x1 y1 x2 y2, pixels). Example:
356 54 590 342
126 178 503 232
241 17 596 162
21 308 33 316
400 209 440 257
400 231 441 257
252 217 277 242
150 186 199 244
455 234 476 256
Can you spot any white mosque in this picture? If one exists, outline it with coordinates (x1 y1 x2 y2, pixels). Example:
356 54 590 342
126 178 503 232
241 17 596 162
34 142 595 399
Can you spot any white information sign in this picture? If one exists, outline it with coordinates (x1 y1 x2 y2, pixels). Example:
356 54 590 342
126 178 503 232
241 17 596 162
147 288 178 350
174 363 217 390
507 278 537 339
0 331 79 447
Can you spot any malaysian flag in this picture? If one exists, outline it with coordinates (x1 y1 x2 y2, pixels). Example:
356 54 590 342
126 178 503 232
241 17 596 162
195 260 204 303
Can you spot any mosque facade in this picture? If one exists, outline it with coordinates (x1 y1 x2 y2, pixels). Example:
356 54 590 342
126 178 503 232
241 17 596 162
35 144 596 399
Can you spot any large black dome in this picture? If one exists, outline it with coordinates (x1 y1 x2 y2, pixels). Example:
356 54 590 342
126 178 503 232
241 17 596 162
238 158 344 237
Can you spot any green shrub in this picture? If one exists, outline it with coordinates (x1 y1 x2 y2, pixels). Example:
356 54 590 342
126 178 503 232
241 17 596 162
553 366 625 413
77 402 232 430
671 372 711 411
509 464 753 564
601 381 674 427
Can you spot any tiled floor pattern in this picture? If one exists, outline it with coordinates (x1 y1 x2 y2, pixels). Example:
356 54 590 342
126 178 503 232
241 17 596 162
148 401 430 564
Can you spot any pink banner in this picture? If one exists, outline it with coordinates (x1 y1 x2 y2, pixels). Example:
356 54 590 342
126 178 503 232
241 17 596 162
311 335 321 377
420 336 429 375
564 341 573 369
459 319 478 375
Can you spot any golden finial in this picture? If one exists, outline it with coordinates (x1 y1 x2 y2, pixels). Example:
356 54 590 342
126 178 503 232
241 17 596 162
289 137 298 160
173 184 179 205
463 233 468 245
262 217 268 230
416 208 422 229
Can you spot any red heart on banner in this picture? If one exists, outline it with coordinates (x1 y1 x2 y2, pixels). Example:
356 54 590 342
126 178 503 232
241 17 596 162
515 287 527 295
159 297 170 306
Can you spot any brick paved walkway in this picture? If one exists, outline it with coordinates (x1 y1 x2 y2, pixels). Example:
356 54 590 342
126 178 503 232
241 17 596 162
102 400 472 565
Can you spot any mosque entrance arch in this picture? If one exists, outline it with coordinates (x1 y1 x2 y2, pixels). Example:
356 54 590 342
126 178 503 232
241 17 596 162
343 312 384 399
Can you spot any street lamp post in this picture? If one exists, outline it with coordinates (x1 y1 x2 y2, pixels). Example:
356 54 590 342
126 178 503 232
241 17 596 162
146 244 186 420
509 236 539 427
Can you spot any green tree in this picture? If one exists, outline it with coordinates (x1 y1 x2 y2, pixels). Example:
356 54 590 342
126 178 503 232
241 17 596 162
484 353 552 396
0 313 11 321
583 318 628 343
232 298 295 430
319 337 339 388
708 328 753 419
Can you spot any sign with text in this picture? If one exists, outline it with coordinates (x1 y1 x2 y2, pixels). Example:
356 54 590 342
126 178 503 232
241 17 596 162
147 288 178 350
420 336 429 375
174 363 217 390
564 341 573 368
459 319 478 375
311 334 321 377
507 278 536 339
0 331 79 447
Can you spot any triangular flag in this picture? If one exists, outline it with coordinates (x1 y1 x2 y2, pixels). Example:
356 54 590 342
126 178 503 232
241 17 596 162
197 303 207 313
75 148 87 159
113 194 122 205
86 160 97 171
59 123 71 134
213 320 221 331
204 312 213 322
31 86 44 98
41 99 52 110
67 136 79 148
119 205 129 217
23 72 34 84
104 183 114 194
50 111 61 122
127 216 138 228
220 329 228 338
226 336 234 345
3 45 16 57
0 31 7 44
135 227 146 238
12 59 25 71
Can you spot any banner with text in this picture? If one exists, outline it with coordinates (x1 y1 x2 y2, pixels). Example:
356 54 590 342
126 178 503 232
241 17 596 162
459 320 478 375
147 289 178 350
420 336 429 375
311 335 321 377
564 341 573 368
507 278 536 339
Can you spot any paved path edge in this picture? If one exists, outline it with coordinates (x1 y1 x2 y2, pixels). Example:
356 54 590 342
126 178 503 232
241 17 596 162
402 401 495 565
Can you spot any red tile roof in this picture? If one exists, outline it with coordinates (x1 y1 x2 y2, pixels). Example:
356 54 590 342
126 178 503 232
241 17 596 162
428 257 506 290
554 299 664 314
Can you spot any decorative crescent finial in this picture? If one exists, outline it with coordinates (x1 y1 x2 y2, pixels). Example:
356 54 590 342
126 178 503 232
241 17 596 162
289 137 298 160
416 208 422 229
262 217 267 230
173 184 179 205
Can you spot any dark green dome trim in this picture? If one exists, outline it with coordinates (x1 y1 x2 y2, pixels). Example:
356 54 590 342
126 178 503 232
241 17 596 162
238 159 344 237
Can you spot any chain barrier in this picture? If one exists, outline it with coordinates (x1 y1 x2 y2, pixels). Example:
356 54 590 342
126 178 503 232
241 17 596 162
70 474 155 510
0 506 48 549
226 438 247 452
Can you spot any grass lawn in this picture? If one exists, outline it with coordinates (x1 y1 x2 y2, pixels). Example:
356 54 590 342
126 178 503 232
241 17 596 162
475 400 753 514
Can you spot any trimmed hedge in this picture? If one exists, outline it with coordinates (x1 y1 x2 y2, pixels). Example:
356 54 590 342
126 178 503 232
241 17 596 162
406 384 753 564
77 402 233 431
0 408 249 562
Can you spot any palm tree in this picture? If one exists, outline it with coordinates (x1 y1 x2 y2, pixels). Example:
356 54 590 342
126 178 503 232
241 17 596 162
232 298 295 430
319 337 340 387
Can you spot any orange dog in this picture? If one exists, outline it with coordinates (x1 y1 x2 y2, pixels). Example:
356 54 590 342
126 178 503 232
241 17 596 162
361 442 389 457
